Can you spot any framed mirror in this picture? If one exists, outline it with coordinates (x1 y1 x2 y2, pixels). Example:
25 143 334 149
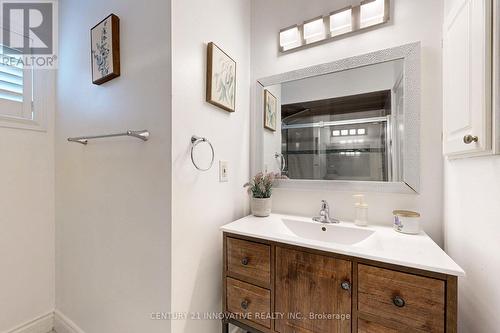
252 42 420 193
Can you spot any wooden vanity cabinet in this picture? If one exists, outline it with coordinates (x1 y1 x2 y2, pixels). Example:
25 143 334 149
275 247 352 333
222 233 458 333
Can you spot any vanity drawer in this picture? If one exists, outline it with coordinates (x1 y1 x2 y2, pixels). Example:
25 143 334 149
358 264 445 332
358 318 400 333
227 237 271 286
226 277 271 328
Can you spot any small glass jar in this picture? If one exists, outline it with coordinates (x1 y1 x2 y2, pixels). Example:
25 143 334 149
393 210 421 234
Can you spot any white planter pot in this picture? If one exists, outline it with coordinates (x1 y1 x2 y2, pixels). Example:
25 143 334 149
251 197 272 217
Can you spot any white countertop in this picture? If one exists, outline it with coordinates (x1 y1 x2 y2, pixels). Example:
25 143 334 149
220 214 465 277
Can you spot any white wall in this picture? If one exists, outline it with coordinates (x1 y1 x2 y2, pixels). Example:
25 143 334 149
0 81 55 331
170 0 251 332
444 158 500 332
443 1 500 332
55 0 172 332
251 0 445 244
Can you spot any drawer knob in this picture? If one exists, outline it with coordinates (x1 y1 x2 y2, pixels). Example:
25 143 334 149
240 299 250 310
241 257 249 266
393 296 406 308
340 281 351 291
463 135 479 144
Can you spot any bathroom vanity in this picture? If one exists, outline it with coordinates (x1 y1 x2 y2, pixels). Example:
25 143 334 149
220 215 464 333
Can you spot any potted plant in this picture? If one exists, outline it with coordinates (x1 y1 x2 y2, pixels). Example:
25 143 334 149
244 172 284 217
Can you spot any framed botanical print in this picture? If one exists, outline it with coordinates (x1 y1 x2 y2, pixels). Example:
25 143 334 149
91 14 120 85
264 90 277 131
206 42 236 112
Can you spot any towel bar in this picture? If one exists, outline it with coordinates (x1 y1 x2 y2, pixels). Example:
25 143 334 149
68 130 150 145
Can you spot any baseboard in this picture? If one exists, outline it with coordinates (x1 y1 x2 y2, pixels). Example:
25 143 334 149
3 312 53 333
53 311 85 333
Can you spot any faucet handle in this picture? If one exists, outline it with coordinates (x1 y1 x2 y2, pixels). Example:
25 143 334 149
320 200 329 210
313 199 340 224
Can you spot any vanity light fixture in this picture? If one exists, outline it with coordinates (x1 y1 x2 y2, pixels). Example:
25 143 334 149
360 0 387 29
330 7 352 37
341 151 362 157
334 128 367 137
303 17 325 44
278 0 389 53
279 26 301 51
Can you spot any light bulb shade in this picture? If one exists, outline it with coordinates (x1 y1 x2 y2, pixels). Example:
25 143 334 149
278 0 389 53
279 26 301 51
330 8 352 36
303 17 325 44
360 0 386 28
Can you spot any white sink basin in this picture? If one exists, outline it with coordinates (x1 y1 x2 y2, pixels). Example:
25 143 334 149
220 213 465 276
281 218 375 245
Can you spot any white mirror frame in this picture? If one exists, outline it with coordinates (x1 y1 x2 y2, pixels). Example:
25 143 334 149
251 42 421 194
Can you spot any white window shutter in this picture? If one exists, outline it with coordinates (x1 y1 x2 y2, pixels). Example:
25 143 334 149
0 47 33 120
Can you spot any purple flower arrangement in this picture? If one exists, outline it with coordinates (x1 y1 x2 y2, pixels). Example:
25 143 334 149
244 172 287 199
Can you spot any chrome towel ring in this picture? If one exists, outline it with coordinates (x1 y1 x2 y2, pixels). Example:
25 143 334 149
191 135 215 171
274 152 286 172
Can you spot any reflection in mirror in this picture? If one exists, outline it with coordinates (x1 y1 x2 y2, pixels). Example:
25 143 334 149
263 59 405 183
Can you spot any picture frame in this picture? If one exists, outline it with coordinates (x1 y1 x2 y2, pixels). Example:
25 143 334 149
206 42 236 112
91 14 120 85
264 90 277 131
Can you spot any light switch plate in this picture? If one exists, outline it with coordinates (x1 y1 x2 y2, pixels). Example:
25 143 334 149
219 161 229 182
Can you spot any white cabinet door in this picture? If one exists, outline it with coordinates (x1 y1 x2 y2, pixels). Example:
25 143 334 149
443 0 492 157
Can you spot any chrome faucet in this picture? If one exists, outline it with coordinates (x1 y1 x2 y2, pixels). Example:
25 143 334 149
313 200 340 224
